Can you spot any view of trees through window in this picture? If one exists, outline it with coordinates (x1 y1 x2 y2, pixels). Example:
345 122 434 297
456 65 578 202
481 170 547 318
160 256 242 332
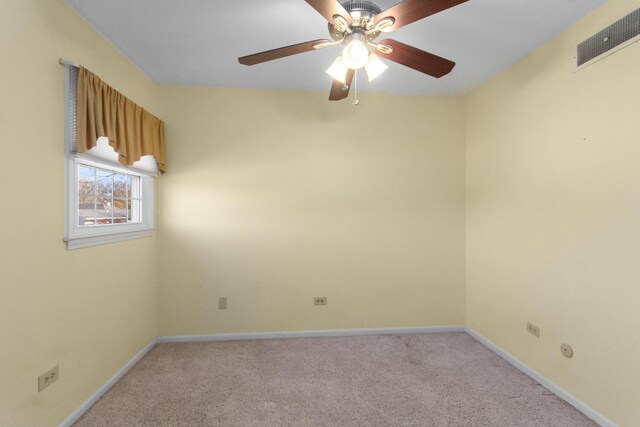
78 164 141 226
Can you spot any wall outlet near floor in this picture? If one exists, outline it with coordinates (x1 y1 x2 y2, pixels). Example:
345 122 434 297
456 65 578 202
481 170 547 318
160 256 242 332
38 365 59 392
526 322 540 337
219 297 227 310
313 297 327 306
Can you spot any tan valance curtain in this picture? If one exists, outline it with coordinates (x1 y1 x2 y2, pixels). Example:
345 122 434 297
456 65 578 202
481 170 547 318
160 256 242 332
76 67 166 173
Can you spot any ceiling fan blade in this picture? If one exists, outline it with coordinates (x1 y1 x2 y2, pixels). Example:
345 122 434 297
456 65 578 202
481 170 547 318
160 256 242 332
238 39 330 66
305 0 353 26
374 0 468 32
329 69 355 101
376 39 455 78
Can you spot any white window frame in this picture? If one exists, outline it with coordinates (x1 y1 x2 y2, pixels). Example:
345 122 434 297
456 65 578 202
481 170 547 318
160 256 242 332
65 155 154 249
63 65 155 250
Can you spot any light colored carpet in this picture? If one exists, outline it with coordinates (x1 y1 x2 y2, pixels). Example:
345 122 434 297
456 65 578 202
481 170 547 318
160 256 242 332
74 333 596 426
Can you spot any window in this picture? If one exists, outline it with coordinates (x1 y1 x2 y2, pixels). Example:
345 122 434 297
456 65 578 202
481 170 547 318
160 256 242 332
78 164 141 226
63 65 157 249
65 147 155 249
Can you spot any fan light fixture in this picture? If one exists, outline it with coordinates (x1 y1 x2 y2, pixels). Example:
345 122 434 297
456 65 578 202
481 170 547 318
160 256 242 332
325 56 348 84
325 32 389 83
325 53 388 83
341 33 369 69
364 54 388 82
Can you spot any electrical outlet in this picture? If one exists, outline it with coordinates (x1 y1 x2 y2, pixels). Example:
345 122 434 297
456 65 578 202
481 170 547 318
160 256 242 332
38 365 59 392
526 322 540 338
313 297 327 306
219 297 227 310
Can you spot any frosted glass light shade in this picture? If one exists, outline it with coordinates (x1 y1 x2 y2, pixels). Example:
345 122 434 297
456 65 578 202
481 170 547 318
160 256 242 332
325 56 348 83
364 54 388 82
342 39 369 69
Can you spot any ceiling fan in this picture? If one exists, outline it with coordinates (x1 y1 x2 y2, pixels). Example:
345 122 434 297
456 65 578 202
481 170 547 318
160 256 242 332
238 0 469 101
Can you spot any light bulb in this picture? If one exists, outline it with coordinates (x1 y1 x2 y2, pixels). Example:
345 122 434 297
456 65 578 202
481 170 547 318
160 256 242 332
364 54 388 82
342 34 369 69
325 56 348 84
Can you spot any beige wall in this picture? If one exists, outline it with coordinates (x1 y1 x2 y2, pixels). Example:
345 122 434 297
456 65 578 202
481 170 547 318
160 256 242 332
465 1 640 425
0 1 160 425
4 0 639 425
157 86 467 336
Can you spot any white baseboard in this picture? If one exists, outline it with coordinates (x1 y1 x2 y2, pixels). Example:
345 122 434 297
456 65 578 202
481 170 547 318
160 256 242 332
157 325 466 343
465 327 617 427
59 338 157 427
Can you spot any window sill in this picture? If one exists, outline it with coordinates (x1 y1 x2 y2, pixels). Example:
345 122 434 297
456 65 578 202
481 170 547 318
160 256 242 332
65 228 154 250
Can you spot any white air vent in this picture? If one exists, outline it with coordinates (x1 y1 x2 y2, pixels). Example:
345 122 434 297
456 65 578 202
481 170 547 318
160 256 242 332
577 7 640 67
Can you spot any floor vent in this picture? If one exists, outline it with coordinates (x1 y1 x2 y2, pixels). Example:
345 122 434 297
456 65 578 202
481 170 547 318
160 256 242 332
577 7 640 67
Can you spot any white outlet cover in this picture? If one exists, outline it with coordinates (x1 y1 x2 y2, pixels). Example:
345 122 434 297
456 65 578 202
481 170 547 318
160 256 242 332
38 365 59 392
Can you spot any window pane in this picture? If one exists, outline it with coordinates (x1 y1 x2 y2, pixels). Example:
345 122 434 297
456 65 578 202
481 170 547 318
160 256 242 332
96 169 113 225
96 169 113 199
95 203 113 225
113 198 128 222
130 175 141 199
78 191 94 206
114 173 128 199
78 165 95 195
130 198 141 223
79 195 95 226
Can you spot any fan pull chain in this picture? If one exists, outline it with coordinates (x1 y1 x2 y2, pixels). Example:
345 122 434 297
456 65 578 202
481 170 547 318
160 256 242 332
353 71 359 106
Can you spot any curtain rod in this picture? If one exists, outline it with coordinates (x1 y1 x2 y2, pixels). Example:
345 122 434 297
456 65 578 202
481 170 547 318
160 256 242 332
59 58 80 68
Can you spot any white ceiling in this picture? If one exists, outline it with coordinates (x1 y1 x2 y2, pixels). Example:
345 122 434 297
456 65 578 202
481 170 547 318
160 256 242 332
66 0 605 96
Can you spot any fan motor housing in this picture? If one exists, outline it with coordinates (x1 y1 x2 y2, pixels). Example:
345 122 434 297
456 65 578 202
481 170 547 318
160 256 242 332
328 1 383 41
